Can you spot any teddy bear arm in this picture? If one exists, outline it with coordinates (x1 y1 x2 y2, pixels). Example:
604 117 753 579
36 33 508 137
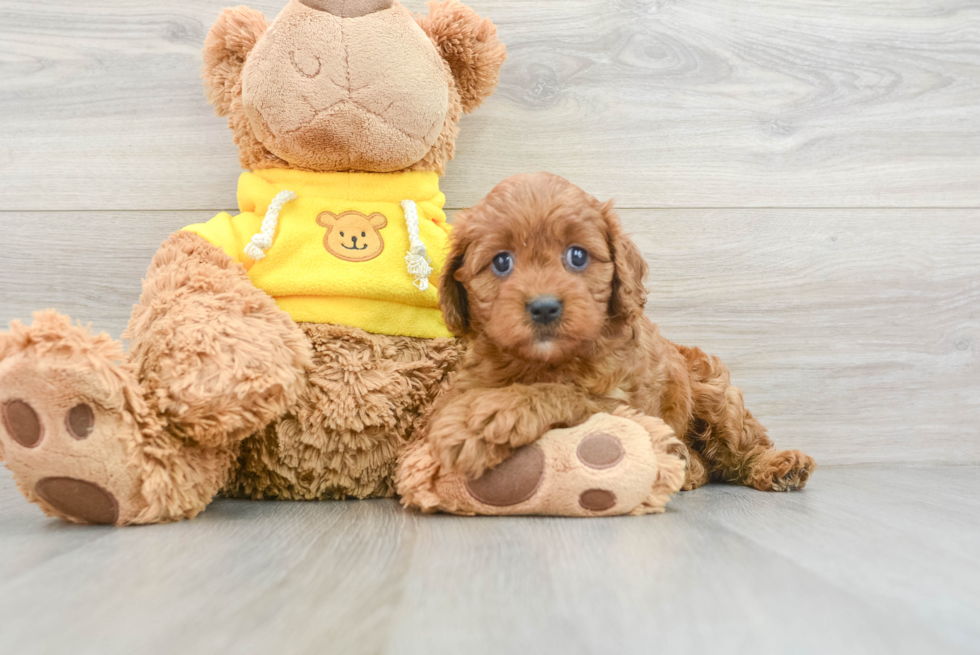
124 231 312 447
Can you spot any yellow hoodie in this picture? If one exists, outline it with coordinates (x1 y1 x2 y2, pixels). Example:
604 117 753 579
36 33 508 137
182 169 453 339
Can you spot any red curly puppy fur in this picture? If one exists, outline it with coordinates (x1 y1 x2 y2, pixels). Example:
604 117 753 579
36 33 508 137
426 172 815 492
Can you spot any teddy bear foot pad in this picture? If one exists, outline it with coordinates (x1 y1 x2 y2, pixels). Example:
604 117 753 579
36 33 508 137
0 316 146 525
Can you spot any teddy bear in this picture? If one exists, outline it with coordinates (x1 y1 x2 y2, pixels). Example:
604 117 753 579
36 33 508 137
0 0 507 525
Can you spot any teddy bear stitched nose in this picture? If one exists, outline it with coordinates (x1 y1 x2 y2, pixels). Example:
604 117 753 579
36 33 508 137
299 0 394 18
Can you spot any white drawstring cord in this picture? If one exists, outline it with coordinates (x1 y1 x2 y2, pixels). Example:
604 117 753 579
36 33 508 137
244 189 297 261
401 199 433 291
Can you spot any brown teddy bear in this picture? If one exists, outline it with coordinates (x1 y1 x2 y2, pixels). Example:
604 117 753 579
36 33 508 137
0 0 506 525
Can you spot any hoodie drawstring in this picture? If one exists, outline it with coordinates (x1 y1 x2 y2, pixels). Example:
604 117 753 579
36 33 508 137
401 199 433 291
244 189 297 261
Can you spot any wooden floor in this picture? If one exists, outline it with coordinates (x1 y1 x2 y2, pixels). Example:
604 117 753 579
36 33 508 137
1 465 978 654
1 0 979 652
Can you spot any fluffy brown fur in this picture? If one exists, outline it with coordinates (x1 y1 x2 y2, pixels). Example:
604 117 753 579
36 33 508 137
415 0 507 113
226 323 461 500
425 173 815 492
126 231 312 449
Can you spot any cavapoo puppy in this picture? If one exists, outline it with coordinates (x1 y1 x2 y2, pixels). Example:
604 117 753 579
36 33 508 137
420 172 815 492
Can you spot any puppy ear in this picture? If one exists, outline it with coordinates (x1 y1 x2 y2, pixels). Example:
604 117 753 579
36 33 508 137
439 224 472 336
416 0 507 113
202 6 269 117
602 200 648 325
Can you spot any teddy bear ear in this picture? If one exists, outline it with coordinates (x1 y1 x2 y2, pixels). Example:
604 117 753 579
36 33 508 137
201 6 269 117
316 211 338 228
416 0 507 114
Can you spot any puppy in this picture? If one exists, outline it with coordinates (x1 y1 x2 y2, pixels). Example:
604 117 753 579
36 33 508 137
426 172 815 492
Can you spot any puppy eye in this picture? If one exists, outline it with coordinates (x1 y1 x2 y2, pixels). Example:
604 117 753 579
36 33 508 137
564 246 589 271
361 231 366 237
491 251 514 277
340 231 345 237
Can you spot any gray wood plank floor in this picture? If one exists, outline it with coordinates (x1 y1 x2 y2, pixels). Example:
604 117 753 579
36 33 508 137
1 466 978 655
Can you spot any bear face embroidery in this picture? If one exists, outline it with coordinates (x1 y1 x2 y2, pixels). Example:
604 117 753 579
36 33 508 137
316 210 387 262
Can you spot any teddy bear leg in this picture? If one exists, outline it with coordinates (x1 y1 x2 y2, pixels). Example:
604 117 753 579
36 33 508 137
225 327 461 501
396 408 687 517
0 312 255 525
0 232 311 525
0 311 154 525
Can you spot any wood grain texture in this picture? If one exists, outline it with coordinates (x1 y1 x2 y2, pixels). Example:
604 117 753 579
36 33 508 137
1 465 978 654
633 209 980 466
2 209 978 465
1 211 211 334
0 0 978 210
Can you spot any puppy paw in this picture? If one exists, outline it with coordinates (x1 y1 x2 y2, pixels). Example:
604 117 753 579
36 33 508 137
401 413 684 516
748 449 816 492
0 314 148 525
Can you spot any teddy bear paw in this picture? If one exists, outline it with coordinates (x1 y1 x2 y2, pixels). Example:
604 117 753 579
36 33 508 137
420 412 680 517
0 323 147 525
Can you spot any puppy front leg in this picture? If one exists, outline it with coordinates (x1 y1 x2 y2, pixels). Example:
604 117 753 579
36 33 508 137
430 384 605 478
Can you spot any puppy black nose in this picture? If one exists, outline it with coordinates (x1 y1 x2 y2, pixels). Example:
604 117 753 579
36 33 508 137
527 296 563 325
351 235 358 244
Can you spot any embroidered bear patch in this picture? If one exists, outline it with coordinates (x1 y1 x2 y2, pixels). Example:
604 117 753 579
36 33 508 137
316 210 387 262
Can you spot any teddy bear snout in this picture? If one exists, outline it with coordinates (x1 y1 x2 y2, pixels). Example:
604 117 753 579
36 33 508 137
299 0 394 18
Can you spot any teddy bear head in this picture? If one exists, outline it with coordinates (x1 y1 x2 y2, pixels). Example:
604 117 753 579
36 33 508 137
202 0 506 174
